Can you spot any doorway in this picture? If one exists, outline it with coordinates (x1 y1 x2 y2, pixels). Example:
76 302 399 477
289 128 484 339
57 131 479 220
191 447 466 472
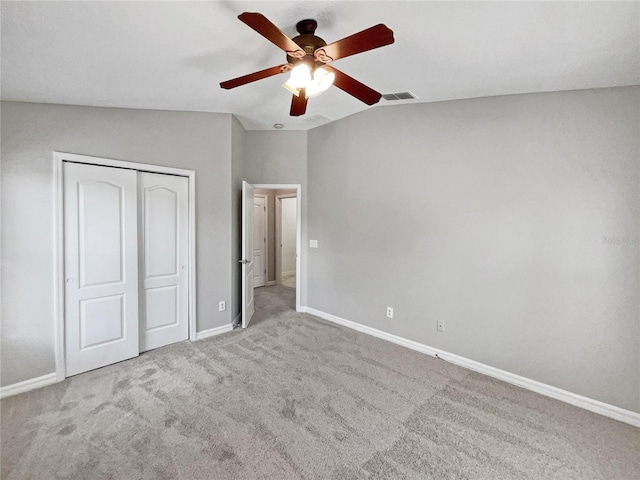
240 183 301 329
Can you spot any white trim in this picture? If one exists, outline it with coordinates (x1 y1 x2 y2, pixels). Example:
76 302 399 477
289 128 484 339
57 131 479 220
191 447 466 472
53 158 66 381
53 151 198 381
195 324 234 340
0 373 59 400
435 351 640 427
252 185 302 313
266 280 277 287
276 196 282 285
55 151 196 177
261 193 268 288
303 307 640 428
187 166 197 342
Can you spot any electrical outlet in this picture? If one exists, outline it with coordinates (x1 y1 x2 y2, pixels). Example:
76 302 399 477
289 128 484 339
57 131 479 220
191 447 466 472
437 320 445 332
386 307 394 318
310 240 318 248
219 301 226 312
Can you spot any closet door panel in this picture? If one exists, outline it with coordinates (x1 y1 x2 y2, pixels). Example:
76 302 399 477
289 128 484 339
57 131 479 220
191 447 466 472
64 162 139 376
138 172 189 352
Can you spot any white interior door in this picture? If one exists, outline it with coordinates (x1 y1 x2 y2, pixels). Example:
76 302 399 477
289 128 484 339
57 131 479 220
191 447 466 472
64 162 139 376
241 181 255 328
276 194 298 287
280 197 298 278
253 195 266 288
138 172 189 352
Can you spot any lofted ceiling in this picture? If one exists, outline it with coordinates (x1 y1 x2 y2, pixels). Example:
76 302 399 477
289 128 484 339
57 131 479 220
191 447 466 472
1 1 638 131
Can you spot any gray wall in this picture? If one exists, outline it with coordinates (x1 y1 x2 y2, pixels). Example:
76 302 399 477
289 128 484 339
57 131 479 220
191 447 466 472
243 131 308 305
1 102 235 386
307 87 640 413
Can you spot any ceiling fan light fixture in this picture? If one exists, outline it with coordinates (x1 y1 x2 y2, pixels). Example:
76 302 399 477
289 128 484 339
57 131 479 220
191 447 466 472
282 63 312 96
306 67 335 98
222 13 394 115
283 65 335 98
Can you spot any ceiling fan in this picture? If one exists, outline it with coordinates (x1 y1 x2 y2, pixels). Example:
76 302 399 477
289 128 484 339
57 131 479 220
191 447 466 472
220 12 394 117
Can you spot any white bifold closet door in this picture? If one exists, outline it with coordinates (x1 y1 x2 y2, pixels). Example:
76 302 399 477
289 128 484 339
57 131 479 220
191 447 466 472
64 163 140 376
64 163 188 377
138 172 189 353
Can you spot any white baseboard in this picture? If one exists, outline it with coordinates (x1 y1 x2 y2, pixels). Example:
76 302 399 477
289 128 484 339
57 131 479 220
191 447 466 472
266 281 277 286
303 307 640 428
282 270 296 276
0 372 59 400
195 323 234 340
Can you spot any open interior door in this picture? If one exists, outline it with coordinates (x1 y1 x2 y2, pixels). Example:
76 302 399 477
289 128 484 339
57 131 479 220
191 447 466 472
241 181 255 328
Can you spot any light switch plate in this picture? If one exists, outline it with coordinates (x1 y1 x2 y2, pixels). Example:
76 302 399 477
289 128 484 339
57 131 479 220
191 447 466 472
310 240 318 248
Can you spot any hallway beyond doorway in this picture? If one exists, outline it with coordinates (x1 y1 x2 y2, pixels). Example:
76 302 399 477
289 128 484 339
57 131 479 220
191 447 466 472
250 284 296 327
281 272 296 289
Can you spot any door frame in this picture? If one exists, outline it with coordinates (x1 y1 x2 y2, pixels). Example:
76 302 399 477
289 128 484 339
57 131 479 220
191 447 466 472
275 193 298 287
250 184 302 312
53 151 197 381
253 193 268 288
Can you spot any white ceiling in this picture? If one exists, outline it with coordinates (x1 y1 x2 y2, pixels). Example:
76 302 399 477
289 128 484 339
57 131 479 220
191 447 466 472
2 1 638 131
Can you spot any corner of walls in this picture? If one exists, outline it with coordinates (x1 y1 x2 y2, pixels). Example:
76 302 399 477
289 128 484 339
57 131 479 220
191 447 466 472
230 116 247 321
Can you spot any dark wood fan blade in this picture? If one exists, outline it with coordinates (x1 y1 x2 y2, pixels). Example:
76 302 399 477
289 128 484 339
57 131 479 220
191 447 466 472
220 64 290 89
239 12 305 58
314 24 394 63
326 67 382 105
290 89 308 116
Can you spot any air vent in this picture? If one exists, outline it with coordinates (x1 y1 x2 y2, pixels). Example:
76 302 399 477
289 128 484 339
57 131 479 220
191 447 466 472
382 92 417 101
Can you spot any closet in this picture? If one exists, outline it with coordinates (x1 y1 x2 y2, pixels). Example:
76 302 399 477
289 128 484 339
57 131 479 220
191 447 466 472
63 162 189 376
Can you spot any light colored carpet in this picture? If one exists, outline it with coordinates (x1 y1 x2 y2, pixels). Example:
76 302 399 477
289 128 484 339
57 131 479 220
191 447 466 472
2 285 639 479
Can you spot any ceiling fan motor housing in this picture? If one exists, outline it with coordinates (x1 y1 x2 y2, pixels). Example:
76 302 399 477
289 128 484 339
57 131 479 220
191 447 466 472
287 19 327 66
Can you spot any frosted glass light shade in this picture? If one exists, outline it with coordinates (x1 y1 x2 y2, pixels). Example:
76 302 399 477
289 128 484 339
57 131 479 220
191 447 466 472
282 65 335 98
282 64 312 96
306 68 335 98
